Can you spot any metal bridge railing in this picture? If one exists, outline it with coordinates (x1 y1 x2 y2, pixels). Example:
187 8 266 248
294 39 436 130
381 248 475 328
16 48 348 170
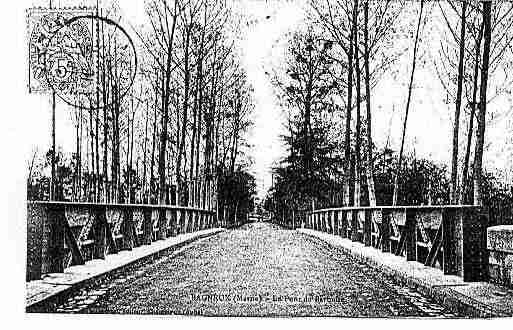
302 205 488 282
26 201 217 281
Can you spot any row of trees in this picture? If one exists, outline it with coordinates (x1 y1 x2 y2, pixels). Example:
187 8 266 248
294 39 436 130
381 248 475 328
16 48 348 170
435 0 513 205
27 0 257 226
266 0 512 225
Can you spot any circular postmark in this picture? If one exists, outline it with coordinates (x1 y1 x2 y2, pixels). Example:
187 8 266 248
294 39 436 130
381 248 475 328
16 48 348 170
42 14 137 111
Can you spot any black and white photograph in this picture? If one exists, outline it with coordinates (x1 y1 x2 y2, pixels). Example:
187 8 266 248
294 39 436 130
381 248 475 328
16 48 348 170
2 0 513 321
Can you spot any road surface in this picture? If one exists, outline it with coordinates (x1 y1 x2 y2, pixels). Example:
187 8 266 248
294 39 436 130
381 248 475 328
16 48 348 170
55 223 461 317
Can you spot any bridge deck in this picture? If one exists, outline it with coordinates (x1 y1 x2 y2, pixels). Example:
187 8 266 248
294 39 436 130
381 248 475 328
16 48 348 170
51 223 460 317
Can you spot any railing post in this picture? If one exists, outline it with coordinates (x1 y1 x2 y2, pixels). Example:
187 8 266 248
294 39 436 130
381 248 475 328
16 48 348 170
166 209 173 237
183 210 188 233
381 209 391 253
198 211 204 230
185 210 192 233
405 208 417 261
158 208 167 240
93 205 107 259
442 208 460 275
351 210 359 241
194 210 200 232
182 209 187 232
188 210 194 233
170 209 177 236
27 203 46 280
326 211 331 233
122 207 134 250
340 210 347 238
178 210 185 234
364 209 372 246
442 207 487 280
142 208 153 245
26 204 41 280
333 211 339 236
462 207 488 281
189 210 194 232
43 204 66 274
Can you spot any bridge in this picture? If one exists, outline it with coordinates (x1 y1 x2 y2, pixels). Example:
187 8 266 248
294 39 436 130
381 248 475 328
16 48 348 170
26 201 513 317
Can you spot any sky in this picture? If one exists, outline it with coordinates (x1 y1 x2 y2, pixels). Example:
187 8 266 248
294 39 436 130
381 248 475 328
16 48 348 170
232 0 513 195
238 1 306 199
23 0 513 200
25 0 303 200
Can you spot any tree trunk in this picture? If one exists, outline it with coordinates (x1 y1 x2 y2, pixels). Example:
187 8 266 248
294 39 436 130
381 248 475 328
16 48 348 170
450 0 467 204
101 14 108 203
190 72 200 182
142 100 149 204
177 26 192 193
158 2 178 206
149 81 158 204
79 107 83 201
344 0 356 207
158 80 170 205
126 101 131 203
473 1 492 206
354 0 362 207
460 20 484 204
129 101 135 203
74 112 80 201
392 0 425 206
364 0 376 207
89 100 95 202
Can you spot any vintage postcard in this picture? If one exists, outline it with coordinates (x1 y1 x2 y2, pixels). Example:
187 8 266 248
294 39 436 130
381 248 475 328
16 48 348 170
3 0 513 322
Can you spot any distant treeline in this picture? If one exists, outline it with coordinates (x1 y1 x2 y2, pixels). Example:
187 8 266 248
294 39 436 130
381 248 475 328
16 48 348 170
265 146 512 226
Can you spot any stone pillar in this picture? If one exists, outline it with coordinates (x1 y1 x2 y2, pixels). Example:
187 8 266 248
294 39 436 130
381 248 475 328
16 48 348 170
488 225 512 287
